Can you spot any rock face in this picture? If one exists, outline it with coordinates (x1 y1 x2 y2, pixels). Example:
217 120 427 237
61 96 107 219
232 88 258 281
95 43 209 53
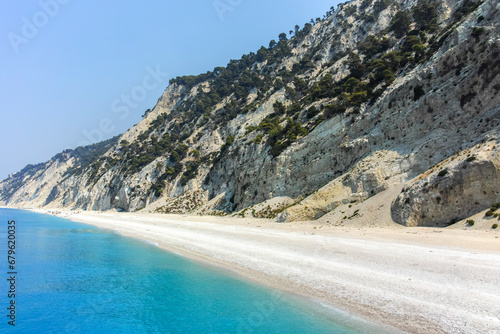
1 0 500 227
392 142 500 226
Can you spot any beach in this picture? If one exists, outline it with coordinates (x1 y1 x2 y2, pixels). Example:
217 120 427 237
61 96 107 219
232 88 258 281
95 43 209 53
40 209 500 333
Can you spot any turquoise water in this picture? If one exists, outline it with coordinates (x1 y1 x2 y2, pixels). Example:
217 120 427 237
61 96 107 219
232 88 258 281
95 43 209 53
0 209 378 334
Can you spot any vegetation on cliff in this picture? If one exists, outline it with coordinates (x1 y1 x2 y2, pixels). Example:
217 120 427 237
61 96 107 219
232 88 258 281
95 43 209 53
1 0 498 227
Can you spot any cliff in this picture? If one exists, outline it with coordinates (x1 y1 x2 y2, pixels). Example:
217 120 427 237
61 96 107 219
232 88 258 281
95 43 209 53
2 0 499 227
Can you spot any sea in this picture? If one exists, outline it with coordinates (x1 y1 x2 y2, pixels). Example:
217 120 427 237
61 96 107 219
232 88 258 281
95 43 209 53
0 208 387 334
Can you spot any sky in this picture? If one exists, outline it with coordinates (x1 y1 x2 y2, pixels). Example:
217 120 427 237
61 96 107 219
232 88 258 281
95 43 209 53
0 0 338 180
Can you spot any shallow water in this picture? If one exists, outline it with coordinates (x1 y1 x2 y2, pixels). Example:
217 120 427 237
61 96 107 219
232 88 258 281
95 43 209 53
0 209 384 333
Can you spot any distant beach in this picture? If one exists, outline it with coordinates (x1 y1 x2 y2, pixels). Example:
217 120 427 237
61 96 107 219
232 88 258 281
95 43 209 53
35 208 500 334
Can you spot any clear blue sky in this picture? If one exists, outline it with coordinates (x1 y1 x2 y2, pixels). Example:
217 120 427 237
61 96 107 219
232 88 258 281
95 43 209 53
0 0 338 180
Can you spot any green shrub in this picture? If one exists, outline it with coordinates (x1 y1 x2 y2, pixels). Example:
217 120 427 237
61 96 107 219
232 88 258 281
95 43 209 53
453 0 482 21
180 161 200 186
360 0 371 11
490 202 500 211
471 27 485 40
466 219 475 226
170 151 180 163
273 101 286 115
389 11 411 38
344 5 357 17
412 0 438 31
384 69 396 84
373 0 393 16
358 35 391 58
307 106 320 118
323 103 346 118
466 156 477 162
245 126 257 134
438 169 448 177
493 224 499 229
286 102 302 115
151 180 166 197
413 85 425 101
347 52 366 79
485 210 494 217
251 135 263 144
402 36 422 53
349 91 368 106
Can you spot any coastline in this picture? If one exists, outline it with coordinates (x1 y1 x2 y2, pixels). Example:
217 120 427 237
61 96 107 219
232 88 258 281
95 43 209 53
25 208 500 333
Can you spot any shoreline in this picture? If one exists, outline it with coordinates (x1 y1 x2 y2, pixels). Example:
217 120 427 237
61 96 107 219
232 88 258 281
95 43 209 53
18 208 500 333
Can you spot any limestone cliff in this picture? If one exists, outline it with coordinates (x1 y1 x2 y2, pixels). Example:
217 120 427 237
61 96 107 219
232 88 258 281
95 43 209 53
1 0 499 227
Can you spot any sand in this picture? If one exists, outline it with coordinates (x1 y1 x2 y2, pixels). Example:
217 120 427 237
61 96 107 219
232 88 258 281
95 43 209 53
35 209 500 334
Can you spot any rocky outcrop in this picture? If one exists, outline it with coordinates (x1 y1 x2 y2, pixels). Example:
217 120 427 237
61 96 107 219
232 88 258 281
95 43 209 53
392 140 500 226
